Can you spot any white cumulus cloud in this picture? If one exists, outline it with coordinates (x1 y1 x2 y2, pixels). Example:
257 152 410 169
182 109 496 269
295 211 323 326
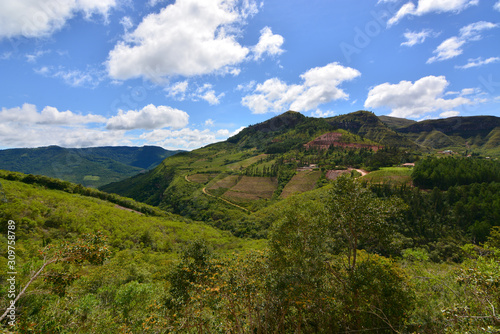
106 104 189 130
166 81 189 100
0 104 126 148
0 103 243 150
0 123 129 148
166 82 224 105
311 109 337 118
107 0 257 81
427 21 498 63
440 111 460 118
388 0 478 26
0 0 117 39
242 62 361 114
139 126 243 149
364 75 472 118
195 84 225 105
388 2 416 27
495 0 500 11
252 26 284 60
0 103 105 125
35 65 104 88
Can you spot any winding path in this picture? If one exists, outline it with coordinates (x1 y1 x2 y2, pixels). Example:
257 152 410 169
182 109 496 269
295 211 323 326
352 168 369 177
185 174 250 212
202 186 250 213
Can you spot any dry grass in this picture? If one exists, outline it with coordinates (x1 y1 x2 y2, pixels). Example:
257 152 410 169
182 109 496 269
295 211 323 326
221 176 278 203
230 176 277 197
325 169 351 180
187 173 218 184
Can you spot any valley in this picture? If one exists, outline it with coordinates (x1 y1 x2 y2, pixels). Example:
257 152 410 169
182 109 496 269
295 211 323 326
1 110 500 333
3 0 500 331
0 146 182 188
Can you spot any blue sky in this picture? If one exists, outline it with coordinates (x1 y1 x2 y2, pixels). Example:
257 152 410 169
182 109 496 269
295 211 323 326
0 0 499 150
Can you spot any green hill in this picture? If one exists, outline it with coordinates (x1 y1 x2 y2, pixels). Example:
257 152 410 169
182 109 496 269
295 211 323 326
100 111 411 230
397 116 500 138
0 174 263 332
0 146 182 187
0 176 254 251
484 127 500 155
378 115 417 130
395 116 500 153
99 111 500 236
2 112 500 333
326 111 418 148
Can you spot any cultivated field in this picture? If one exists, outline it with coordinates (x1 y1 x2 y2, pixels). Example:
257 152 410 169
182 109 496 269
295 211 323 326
222 176 277 203
360 167 412 185
208 175 241 190
325 169 351 180
280 170 321 198
186 173 218 184
226 154 268 170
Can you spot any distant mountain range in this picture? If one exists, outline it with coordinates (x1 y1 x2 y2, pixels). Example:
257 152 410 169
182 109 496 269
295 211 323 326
1 110 498 193
0 146 183 187
99 110 500 231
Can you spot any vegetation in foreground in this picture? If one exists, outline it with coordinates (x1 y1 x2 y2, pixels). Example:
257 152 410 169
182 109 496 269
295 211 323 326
1 172 500 333
1 110 500 333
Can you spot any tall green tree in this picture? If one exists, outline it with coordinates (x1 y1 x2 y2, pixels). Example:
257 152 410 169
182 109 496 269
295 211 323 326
327 175 405 270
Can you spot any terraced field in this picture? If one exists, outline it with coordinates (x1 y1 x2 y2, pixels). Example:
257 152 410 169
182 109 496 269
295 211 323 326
208 175 241 190
226 154 268 170
280 170 321 198
325 169 351 180
186 173 218 184
222 176 277 203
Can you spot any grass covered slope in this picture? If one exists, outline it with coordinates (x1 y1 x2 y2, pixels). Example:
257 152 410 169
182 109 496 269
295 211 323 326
280 170 321 198
360 167 413 186
0 176 264 333
0 178 261 253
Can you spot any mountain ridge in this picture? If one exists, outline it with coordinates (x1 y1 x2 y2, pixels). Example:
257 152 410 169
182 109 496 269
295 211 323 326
0 145 183 187
99 110 500 233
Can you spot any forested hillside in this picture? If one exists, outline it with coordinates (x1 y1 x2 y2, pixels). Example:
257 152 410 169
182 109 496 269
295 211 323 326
1 171 500 333
0 146 182 187
0 175 264 333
